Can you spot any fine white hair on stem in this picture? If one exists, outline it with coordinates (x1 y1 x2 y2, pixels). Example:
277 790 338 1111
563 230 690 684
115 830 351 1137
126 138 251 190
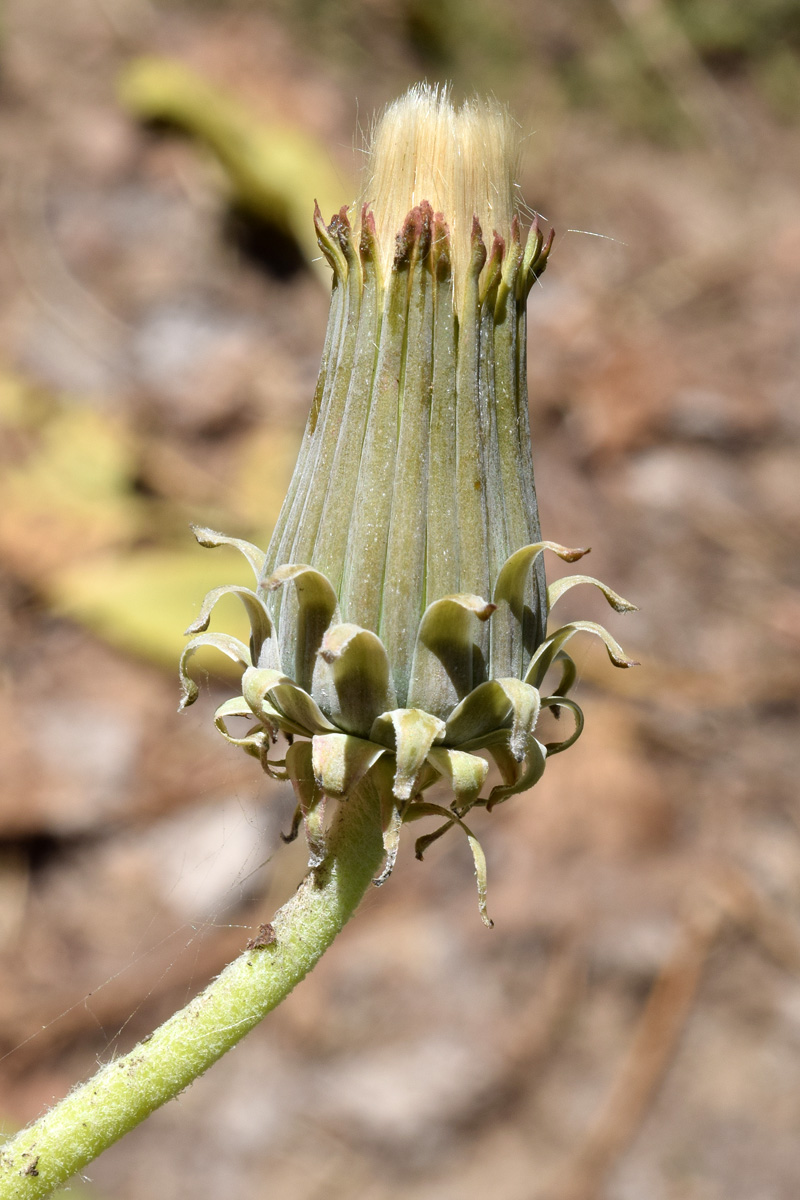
360 83 522 282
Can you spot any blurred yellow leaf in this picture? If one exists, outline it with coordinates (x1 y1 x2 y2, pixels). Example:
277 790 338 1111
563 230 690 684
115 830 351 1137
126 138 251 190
0 376 300 672
230 424 302 533
0 406 143 582
0 369 53 429
49 546 253 671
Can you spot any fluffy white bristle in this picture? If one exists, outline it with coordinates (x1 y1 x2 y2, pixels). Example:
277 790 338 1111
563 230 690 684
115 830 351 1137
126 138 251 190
361 83 521 282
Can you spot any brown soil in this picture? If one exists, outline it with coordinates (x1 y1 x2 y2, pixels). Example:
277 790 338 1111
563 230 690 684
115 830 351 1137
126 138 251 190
1 3 799 1198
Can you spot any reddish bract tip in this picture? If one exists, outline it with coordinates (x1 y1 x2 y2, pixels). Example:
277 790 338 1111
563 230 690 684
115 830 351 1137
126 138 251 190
393 206 423 265
359 205 378 259
488 231 505 267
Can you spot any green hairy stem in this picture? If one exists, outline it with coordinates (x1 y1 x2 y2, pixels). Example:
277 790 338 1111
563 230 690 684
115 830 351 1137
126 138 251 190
0 782 384 1200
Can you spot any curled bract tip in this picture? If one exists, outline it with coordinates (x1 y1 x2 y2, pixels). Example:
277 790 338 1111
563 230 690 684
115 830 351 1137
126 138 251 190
180 532 637 924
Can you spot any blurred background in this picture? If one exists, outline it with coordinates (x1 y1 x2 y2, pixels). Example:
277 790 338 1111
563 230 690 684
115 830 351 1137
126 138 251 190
1 1 800 1197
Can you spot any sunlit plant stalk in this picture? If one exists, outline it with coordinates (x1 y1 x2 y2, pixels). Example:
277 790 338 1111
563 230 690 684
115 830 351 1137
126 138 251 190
0 85 635 1199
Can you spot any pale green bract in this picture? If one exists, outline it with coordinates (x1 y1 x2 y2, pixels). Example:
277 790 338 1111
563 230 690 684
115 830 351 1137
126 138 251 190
180 204 637 926
180 533 636 927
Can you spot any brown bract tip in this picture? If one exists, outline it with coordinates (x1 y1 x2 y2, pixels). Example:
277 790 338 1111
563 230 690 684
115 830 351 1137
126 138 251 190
394 206 422 266
417 199 433 257
358 205 378 262
328 205 352 251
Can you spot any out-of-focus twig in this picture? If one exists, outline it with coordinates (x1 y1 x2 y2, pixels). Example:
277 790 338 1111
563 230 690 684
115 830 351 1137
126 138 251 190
709 864 800 977
543 900 722 1200
118 56 346 283
452 936 586 1133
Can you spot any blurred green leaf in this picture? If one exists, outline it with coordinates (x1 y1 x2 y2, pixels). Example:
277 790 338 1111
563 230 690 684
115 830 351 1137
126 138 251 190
754 46 800 121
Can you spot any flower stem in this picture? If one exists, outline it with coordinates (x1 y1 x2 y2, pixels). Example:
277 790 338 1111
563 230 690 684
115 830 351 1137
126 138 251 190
0 780 385 1199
